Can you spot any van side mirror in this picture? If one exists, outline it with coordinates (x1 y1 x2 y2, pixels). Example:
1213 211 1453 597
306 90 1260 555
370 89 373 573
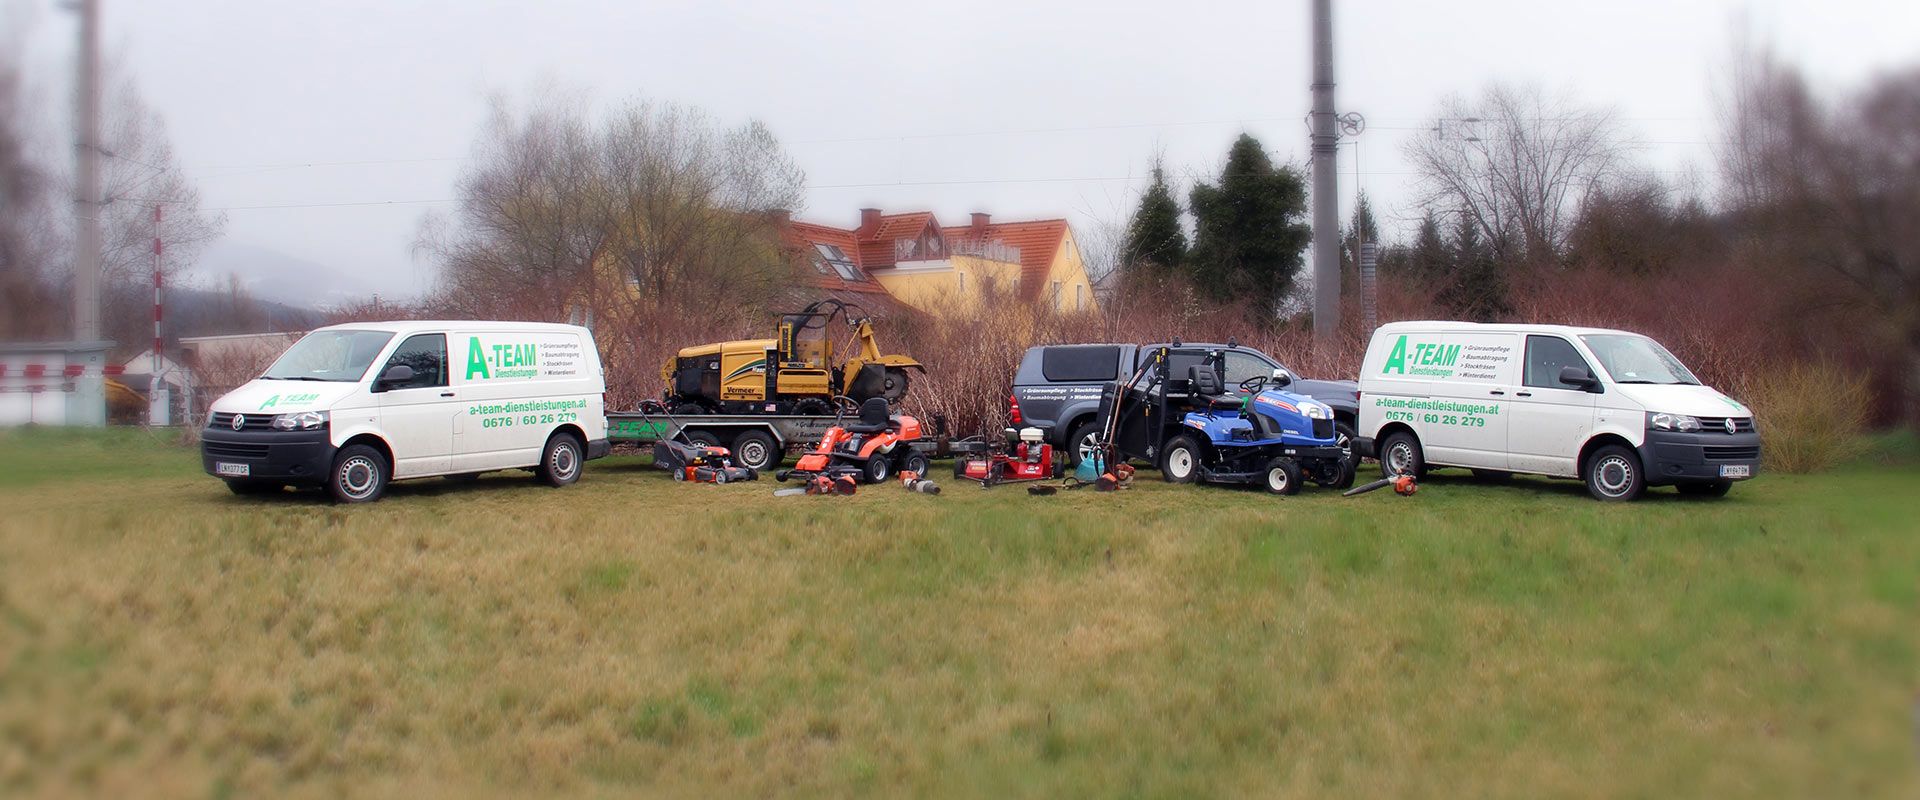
1270 368 1293 388
1558 365 1601 392
375 364 415 391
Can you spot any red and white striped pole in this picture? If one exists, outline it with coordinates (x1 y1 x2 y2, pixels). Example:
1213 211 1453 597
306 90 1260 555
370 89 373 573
150 204 163 425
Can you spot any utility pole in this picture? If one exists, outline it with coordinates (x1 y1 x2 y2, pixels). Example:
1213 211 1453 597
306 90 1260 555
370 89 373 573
73 0 104 344
1308 0 1341 346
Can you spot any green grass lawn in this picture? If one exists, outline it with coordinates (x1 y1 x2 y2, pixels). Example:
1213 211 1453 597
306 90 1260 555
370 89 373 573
0 427 1915 798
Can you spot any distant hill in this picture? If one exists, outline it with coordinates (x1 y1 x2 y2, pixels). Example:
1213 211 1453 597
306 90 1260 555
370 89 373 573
193 241 379 309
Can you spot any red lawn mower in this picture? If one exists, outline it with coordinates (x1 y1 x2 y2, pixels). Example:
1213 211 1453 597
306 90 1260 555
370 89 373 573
953 426 1064 488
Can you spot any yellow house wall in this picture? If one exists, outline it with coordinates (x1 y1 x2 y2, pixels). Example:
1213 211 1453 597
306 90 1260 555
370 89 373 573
1037 230 1098 313
873 255 1024 315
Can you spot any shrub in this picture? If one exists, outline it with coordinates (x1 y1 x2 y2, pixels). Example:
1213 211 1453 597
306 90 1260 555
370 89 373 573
1741 362 1871 473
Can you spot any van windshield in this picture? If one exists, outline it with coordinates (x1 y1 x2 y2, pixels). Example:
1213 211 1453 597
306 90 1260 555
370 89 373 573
1580 334 1700 385
261 330 395 382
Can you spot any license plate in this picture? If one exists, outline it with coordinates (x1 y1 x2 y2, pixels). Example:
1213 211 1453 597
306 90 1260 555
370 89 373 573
1719 464 1751 479
214 462 250 478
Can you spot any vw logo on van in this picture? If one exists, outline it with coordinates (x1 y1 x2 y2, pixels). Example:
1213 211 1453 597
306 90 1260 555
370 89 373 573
232 414 245 431
1724 418 1736 434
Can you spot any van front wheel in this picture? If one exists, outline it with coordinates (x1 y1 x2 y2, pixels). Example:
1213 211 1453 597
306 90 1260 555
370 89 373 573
1584 444 1645 501
537 433 584 487
328 445 389 504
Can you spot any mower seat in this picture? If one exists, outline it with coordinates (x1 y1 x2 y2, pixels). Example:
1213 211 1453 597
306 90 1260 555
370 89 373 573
1186 366 1244 412
844 397 895 434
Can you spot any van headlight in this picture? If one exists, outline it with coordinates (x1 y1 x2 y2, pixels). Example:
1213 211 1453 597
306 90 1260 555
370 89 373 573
1649 412 1701 432
271 410 329 430
1302 403 1331 420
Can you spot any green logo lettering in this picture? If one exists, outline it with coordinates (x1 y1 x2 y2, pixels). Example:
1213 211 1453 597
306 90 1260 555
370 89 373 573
258 394 279 410
466 337 491 379
1383 336 1408 374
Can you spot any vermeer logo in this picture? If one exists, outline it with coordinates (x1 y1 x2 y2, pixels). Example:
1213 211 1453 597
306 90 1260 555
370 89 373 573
1381 336 1461 377
466 337 538 380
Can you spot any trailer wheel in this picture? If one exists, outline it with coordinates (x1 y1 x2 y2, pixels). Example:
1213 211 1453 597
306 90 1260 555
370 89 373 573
684 431 722 449
1161 435 1202 484
731 430 780 472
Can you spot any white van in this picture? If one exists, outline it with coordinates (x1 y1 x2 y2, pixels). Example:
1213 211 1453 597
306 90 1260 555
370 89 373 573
201 321 609 502
1357 321 1759 501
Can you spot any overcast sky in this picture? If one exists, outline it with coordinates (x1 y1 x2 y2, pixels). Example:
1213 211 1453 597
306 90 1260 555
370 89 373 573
15 0 1920 302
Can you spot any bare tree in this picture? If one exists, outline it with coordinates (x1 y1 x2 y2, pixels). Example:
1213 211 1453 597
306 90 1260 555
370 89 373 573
1719 53 1920 428
1406 84 1628 263
422 93 804 324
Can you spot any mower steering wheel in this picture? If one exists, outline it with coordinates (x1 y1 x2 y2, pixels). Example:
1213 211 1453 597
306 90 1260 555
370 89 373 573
1239 375 1268 393
828 395 861 425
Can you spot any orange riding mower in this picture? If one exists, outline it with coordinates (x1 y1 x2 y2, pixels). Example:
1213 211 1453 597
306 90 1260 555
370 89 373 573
775 397 932 485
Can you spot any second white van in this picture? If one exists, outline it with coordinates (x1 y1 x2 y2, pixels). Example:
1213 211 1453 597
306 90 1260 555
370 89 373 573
200 320 609 503
1357 321 1760 501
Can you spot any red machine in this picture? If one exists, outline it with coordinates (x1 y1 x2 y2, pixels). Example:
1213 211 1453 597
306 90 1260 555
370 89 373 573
777 397 930 484
653 440 758 483
954 427 1063 487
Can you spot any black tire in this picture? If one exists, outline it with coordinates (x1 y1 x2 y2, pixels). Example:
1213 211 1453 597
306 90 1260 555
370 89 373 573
1064 420 1102 466
670 402 709 416
327 444 389 504
730 430 780 472
684 430 722 449
864 455 892 484
1320 457 1356 490
536 432 584 488
1471 469 1512 482
1263 457 1303 495
225 479 282 496
1677 480 1733 498
953 458 968 479
1584 444 1645 502
1378 430 1426 480
792 398 832 416
900 450 930 478
1333 420 1360 469
1160 435 1202 484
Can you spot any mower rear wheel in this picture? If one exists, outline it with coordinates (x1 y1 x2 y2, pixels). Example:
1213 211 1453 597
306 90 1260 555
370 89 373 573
864 456 892 484
1161 435 1202 484
1264 457 1303 495
900 451 930 479
1319 457 1356 490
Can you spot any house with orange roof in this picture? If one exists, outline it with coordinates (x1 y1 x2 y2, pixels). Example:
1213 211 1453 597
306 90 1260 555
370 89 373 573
775 208 1098 316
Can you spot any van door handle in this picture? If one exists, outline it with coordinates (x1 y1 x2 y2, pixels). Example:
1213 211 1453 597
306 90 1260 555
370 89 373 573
1489 390 1505 396
1515 391 1533 398
440 391 455 398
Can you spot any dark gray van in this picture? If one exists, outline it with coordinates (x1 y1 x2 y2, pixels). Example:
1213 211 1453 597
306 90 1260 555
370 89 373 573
1011 342 1360 464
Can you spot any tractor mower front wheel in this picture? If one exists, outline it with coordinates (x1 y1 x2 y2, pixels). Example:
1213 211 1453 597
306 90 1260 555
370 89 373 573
1161 435 1202 484
1264 457 1303 495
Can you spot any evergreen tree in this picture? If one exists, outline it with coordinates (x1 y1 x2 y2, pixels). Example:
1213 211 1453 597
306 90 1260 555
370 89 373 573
1404 212 1448 278
1438 214 1511 321
1120 161 1187 274
1186 134 1312 312
1339 193 1381 286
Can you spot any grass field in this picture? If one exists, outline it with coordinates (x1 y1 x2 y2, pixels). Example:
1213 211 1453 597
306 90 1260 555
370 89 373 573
1 428 1916 798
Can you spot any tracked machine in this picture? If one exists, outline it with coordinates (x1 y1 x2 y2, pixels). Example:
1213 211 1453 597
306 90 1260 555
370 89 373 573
660 300 923 415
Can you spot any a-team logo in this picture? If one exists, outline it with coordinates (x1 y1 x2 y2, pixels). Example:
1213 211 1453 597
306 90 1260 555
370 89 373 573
231 414 245 430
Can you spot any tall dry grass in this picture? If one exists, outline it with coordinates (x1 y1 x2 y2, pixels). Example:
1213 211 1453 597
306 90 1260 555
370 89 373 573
1742 362 1873 473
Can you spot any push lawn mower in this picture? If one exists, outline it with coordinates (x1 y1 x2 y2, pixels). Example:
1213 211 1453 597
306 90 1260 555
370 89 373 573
653 440 758 483
776 397 931 485
953 426 1064 487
